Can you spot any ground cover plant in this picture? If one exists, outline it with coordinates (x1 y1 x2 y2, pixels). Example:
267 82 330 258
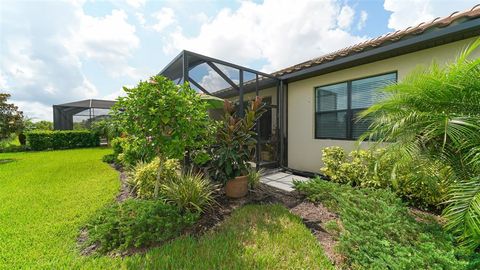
360 38 480 249
321 146 448 210
295 178 473 269
85 199 199 253
1 149 333 269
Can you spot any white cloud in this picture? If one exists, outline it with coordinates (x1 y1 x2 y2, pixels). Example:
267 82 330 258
163 0 366 72
0 72 8 89
384 0 478 30
11 100 53 122
337 5 355 29
124 0 145 9
151 7 175 32
0 1 140 120
198 65 239 92
357 10 368 30
135 12 146 26
195 12 209 24
64 9 140 78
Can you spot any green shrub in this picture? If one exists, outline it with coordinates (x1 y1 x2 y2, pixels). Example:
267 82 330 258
111 136 156 167
25 130 99 151
161 170 216 212
102 154 116 164
295 178 467 269
85 199 199 253
320 146 447 210
110 137 124 158
128 157 180 199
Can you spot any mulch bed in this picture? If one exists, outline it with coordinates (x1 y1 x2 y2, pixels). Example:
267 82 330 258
80 165 345 266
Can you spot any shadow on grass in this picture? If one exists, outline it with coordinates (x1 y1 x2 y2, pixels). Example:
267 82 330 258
123 204 333 270
0 159 16 165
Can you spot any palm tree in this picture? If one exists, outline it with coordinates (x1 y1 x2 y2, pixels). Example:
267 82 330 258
360 38 480 251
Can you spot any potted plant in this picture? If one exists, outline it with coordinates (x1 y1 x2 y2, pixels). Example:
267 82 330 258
211 97 266 198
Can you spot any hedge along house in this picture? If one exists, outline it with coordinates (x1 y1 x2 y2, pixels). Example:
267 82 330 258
161 5 480 173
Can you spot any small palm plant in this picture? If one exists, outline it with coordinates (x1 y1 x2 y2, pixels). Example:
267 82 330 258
360 38 480 250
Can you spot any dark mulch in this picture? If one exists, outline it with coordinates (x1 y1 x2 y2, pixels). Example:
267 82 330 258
291 201 344 266
114 165 132 202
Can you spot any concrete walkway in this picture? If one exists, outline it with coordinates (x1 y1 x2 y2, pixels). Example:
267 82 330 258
260 171 310 192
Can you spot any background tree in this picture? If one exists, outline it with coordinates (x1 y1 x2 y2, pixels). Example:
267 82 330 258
0 93 23 141
361 38 480 250
34 120 53 131
112 75 213 197
90 119 121 145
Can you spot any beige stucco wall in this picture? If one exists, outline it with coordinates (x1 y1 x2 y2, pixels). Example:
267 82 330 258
288 37 480 173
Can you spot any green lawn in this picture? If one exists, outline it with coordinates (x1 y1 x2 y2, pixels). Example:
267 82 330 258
0 148 332 269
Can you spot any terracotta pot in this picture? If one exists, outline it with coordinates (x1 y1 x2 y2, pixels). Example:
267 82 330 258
225 175 248 198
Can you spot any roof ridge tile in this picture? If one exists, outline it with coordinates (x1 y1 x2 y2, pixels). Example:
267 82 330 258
272 5 480 77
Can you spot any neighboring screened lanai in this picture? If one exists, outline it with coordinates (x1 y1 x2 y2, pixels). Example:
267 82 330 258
53 99 116 130
160 50 286 169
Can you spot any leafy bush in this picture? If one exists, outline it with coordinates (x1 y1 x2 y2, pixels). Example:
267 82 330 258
112 76 214 197
360 39 480 250
295 178 468 269
90 119 121 145
128 157 180 199
102 154 116 164
110 136 155 167
26 130 99 151
320 146 447 209
85 199 199 253
161 170 216 212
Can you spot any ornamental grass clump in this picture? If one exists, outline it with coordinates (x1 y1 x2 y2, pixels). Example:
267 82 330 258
161 170 216 213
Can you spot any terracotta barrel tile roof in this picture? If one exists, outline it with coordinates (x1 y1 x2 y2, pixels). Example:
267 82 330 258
272 4 480 77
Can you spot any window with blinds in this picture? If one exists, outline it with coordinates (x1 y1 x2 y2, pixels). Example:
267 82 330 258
314 72 397 140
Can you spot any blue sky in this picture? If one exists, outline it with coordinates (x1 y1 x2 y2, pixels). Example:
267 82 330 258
0 0 478 120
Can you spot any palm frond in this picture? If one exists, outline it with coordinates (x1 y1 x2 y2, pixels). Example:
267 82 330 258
358 38 480 249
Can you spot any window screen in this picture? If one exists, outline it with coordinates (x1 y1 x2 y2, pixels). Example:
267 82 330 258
315 72 396 139
315 83 348 138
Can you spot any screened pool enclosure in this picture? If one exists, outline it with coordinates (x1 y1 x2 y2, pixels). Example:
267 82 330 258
53 99 116 130
160 50 286 169
52 50 287 169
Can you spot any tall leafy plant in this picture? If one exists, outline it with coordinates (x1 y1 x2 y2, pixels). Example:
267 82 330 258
112 75 213 197
211 97 266 183
360 38 480 250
